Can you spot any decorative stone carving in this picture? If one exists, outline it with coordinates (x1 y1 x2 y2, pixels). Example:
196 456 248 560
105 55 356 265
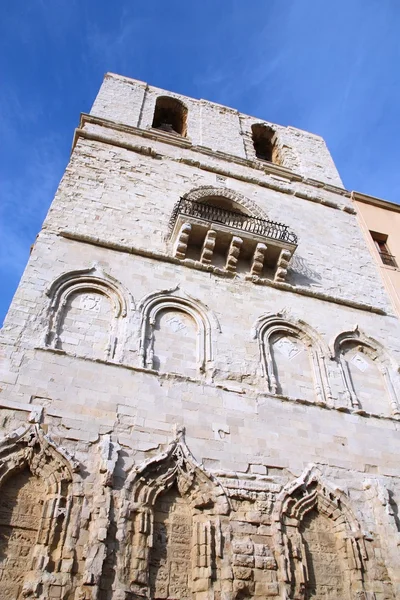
182 186 269 220
138 288 219 373
363 479 400 594
173 222 192 259
274 249 292 282
0 425 78 600
45 265 131 363
250 242 267 276
225 236 243 273
273 466 371 600
333 328 400 417
200 229 217 264
116 428 229 599
75 436 120 600
114 430 229 598
253 313 333 406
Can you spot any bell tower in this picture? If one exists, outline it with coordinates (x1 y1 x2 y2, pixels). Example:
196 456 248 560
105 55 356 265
0 72 399 599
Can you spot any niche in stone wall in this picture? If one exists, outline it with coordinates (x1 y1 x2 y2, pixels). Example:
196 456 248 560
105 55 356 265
57 290 113 358
270 332 315 402
334 330 400 417
139 290 216 376
152 308 198 377
117 430 229 600
341 343 389 415
149 484 193 600
0 426 77 600
274 467 369 600
254 315 331 405
0 468 45 600
46 266 129 362
300 508 349 600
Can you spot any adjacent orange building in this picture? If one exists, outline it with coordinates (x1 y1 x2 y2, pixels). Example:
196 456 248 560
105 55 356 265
352 191 400 316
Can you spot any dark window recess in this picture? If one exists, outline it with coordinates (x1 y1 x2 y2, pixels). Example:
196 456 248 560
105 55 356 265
152 96 188 136
370 231 398 267
251 124 276 162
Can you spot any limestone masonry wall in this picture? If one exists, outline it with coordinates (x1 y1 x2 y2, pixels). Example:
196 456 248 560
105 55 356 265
91 73 344 187
0 72 399 600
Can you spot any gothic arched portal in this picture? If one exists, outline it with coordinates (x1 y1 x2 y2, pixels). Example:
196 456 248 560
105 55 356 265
273 467 369 600
0 468 45 599
116 430 229 600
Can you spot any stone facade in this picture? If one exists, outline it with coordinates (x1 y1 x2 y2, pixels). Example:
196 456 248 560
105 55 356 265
0 72 400 599
352 192 400 318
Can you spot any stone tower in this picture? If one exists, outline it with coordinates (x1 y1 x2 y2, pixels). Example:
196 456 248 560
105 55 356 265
1 72 400 600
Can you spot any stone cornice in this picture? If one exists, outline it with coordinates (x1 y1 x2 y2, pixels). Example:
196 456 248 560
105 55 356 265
352 191 400 213
72 114 355 215
58 230 387 316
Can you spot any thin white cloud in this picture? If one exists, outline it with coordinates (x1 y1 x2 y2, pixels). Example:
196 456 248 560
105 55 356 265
85 10 151 74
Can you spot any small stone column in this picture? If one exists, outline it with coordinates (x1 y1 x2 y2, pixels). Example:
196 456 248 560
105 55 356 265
173 223 192 259
274 249 292 282
225 236 243 272
200 230 217 265
250 243 267 276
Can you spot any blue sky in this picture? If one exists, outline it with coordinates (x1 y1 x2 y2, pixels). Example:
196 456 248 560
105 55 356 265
1 0 400 324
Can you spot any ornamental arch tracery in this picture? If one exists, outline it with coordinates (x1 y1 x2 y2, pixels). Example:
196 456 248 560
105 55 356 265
182 186 269 219
45 265 131 362
116 429 229 600
0 424 78 599
253 314 332 406
138 288 218 375
272 467 369 600
333 328 400 418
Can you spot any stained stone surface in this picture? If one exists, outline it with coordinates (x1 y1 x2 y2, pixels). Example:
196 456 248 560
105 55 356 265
0 73 399 599
0 469 44 600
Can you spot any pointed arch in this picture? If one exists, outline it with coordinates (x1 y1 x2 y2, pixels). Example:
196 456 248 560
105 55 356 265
0 424 78 488
253 313 332 405
45 265 132 362
138 287 219 373
125 427 229 511
183 185 268 219
333 327 400 417
273 466 368 599
117 429 229 599
0 425 79 598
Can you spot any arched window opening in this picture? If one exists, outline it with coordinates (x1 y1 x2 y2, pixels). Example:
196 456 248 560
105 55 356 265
199 195 249 214
152 96 188 136
251 124 279 163
46 268 129 363
0 468 45 598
